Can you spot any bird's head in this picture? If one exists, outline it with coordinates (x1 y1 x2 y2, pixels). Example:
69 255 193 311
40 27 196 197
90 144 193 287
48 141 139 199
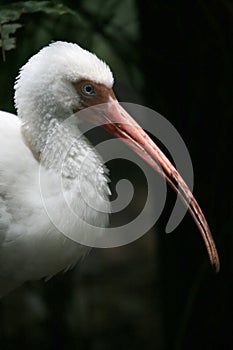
14 41 114 120
14 41 219 272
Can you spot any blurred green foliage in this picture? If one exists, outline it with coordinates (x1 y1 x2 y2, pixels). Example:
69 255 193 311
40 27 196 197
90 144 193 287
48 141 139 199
0 0 141 114
0 1 71 59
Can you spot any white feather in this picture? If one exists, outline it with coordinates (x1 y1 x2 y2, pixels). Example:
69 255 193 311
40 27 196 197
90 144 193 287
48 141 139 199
0 42 113 296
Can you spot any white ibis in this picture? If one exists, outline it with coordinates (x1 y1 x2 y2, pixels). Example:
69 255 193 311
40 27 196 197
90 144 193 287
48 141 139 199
0 42 219 297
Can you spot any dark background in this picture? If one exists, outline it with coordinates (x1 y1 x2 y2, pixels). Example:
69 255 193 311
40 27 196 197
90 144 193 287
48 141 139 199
0 1 232 349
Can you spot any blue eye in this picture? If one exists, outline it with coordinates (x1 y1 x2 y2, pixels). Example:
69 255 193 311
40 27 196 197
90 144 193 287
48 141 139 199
81 83 96 95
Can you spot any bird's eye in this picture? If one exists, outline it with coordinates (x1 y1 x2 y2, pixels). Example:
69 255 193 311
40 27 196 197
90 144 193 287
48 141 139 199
81 83 96 96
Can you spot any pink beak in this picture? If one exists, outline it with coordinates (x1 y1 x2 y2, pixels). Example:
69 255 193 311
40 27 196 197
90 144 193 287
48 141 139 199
101 100 220 272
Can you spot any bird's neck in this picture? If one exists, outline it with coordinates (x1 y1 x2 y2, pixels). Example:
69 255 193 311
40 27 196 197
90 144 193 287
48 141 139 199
20 112 111 243
21 112 105 182
21 115 57 161
17 76 80 162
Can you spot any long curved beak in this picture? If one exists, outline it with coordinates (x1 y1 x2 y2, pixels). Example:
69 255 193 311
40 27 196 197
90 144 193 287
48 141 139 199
102 100 220 272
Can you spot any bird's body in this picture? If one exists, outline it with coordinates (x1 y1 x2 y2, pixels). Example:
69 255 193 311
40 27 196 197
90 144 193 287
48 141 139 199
0 42 113 295
0 41 219 296
0 110 109 296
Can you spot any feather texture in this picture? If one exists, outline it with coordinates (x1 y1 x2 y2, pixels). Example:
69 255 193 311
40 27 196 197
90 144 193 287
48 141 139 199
0 42 113 296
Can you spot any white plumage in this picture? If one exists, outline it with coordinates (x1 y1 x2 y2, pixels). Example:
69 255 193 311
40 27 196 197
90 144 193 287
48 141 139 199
0 42 112 296
0 41 219 297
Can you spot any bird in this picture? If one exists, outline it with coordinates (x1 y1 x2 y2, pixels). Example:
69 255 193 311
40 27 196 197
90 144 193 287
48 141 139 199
0 41 219 297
